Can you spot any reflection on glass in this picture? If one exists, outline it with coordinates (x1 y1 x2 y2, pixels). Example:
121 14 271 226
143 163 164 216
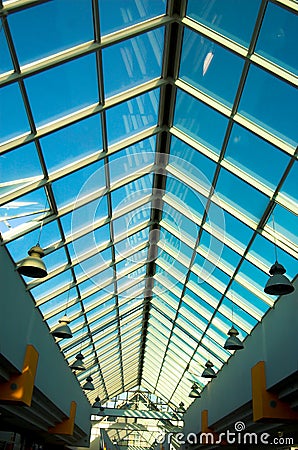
0 83 30 144
41 114 103 173
99 0 166 35
174 89 228 154
187 0 261 46
225 124 290 188
216 167 269 222
8 0 93 65
106 90 159 145
103 29 164 98
256 2 298 75
0 143 43 198
52 159 105 209
180 29 244 106
238 65 298 146
25 54 99 127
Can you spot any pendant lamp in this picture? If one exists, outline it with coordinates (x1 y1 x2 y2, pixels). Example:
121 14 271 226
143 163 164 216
51 314 72 339
92 396 102 408
189 383 201 398
70 352 85 371
177 402 185 413
224 326 244 351
202 360 217 378
264 212 294 296
264 261 294 295
83 375 95 391
17 244 47 278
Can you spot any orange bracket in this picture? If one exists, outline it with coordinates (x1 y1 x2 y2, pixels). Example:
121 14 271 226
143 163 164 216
0 345 39 406
201 410 224 445
48 401 77 435
251 361 298 422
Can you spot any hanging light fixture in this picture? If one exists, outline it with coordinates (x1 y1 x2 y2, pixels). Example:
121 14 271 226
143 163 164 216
51 314 72 339
17 244 47 278
51 281 73 339
264 262 294 295
92 396 102 408
83 375 95 391
189 383 201 398
176 402 185 413
70 352 85 371
264 211 294 296
224 326 244 350
202 360 217 378
17 202 48 278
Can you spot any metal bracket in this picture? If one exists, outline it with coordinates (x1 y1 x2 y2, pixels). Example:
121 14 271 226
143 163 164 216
0 345 38 406
251 361 298 422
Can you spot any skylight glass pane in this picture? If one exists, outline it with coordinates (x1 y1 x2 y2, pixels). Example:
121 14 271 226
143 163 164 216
114 227 149 261
174 89 228 154
186 0 261 47
99 0 166 35
169 136 216 187
7 219 61 263
248 233 298 281
0 22 13 73
25 54 99 127
162 203 199 245
180 29 244 106
279 161 297 205
108 138 155 185
0 143 43 198
30 269 72 301
255 2 297 75
8 0 93 65
216 168 269 222
224 124 290 189
0 83 30 144
193 253 231 288
238 65 298 146
61 196 108 237
0 187 49 239
103 29 164 98
111 174 152 215
159 228 193 263
166 176 208 221
200 230 242 271
40 114 103 173
269 204 298 247
52 159 105 209
213 207 254 250
106 90 159 145
68 223 110 261
42 247 68 273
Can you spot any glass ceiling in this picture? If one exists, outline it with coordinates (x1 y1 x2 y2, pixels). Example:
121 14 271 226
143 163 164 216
0 0 297 433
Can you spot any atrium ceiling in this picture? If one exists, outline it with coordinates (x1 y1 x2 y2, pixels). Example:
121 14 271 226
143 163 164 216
0 0 297 423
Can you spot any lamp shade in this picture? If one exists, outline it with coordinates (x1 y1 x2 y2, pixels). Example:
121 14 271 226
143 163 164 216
92 396 102 408
83 376 95 391
264 262 294 295
177 402 185 413
17 245 47 278
189 383 201 398
70 352 85 371
224 326 244 351
51 315 72 339
202 360 217 378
